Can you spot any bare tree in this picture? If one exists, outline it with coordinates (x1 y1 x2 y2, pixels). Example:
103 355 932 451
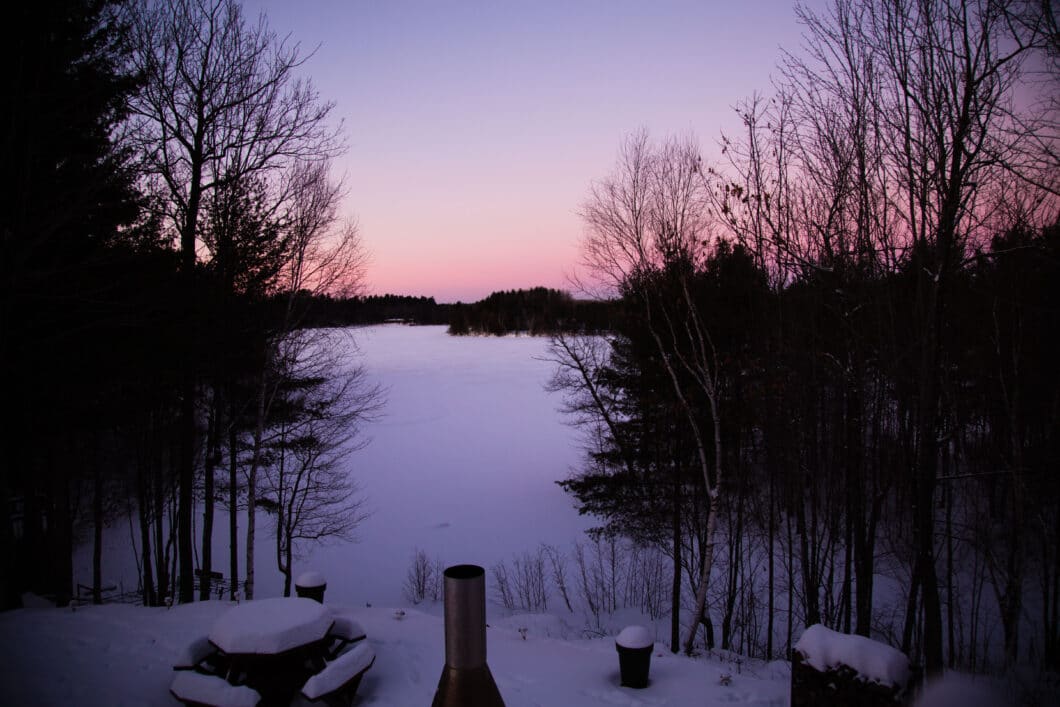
128 0 343 603
260 330 381 597
735 0 1036 674
403 549 443 604
574 131 727 654
995 0 1060 196
844 0 1021 676
239 159 368 600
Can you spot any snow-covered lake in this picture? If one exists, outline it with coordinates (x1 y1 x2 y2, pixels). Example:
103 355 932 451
300 324 593 605
77 324 592 607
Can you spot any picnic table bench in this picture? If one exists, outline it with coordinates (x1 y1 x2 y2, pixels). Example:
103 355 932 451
75 582 141 605
171 598 373 707
194 570 242 599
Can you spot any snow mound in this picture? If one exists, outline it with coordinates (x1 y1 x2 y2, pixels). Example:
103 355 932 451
301 643 375 700
794 624 909 687
209 597 333 655
170 671 260 707
616 625 654 649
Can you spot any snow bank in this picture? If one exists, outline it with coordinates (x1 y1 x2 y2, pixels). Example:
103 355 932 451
209 597 333 655
301 643 375 700
615 625 654 650
795 624 910 687
170 671 260 707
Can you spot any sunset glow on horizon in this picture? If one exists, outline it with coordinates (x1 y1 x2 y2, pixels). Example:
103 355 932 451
243 0 819 302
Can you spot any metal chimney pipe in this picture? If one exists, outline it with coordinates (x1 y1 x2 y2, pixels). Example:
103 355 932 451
431 564 505 707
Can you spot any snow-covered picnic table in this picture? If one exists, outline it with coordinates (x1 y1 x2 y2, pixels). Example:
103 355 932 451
171 598 373 707
209 598 333 656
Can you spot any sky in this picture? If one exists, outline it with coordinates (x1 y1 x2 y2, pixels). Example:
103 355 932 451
242 0 819 303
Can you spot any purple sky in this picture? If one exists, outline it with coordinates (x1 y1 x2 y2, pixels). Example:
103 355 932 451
243 0 817 302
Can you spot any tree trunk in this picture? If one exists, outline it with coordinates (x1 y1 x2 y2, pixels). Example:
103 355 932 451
767 466 775 659
901 561 921 657
797 485 821 627
229 393 239 600
683 493 719 654
277 435 289 597
50 453 74 607
136 457 156 607
92 458 103 605
176 112 206 606
244 366 268 601
177 376 195 604
671 465 682 654
914 268 944 674
200 394 218 600
283 530 293 598
786 503 795 657
153 446 169 604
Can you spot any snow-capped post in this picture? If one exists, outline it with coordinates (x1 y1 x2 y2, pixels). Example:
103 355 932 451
294 571 327 603
431 564 505 707
791 624 916 707
615 625 654 689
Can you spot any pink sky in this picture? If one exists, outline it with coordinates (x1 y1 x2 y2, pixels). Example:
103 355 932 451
243 0 818 302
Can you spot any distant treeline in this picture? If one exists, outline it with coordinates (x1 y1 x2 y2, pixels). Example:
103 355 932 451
297 294 452 326
296 288 618 335
448 288 616 335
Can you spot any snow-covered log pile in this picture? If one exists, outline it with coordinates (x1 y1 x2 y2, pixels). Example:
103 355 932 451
791 624 916 707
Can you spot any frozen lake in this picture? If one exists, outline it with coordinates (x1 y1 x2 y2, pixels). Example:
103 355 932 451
78 324 592 607
307 324 592 605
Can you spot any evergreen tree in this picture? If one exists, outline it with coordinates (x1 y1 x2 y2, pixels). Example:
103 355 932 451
0 0 161 607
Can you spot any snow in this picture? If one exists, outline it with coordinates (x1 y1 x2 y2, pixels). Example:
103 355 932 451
296 571 326 589
174 634 214 669
794 623 910 687
616 625 654 650
300 643 374 699
912 673 1005 707
0 601 791 706
492 612 576 640
208 597 333 655
169 671 260 707
328 615 366 642
328 325 594 605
